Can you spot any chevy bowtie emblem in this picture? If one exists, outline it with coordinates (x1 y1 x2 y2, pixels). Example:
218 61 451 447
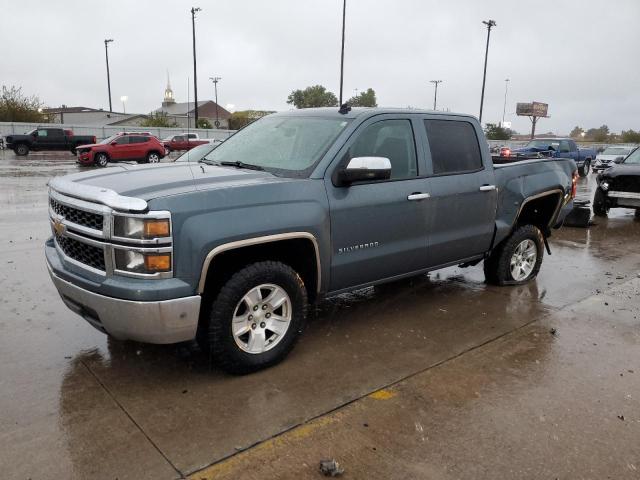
53 218 66 236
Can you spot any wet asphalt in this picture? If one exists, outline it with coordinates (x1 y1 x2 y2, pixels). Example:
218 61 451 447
0 150 639 479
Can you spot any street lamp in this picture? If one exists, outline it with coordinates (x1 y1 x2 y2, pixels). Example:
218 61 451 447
501 78 510 127
338 0 347 105
430 80 443 110
104 39 114 112
478 19 496 123
120 96 128 114
191 7 201 125
209 76 221 128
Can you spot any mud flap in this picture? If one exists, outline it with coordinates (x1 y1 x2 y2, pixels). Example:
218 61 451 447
543 236 552 256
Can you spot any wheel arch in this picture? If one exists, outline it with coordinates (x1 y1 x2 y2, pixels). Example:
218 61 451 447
197 232 322 303
514 189 564 235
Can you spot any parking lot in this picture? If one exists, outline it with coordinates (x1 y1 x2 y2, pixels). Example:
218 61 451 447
1 150 639 479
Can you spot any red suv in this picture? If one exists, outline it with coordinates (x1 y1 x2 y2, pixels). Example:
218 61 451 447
76 133 166 167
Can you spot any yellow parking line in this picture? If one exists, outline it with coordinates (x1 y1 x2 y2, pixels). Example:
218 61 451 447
368 388 397 400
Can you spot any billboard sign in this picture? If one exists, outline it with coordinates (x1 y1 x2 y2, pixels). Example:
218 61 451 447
516 102 548 117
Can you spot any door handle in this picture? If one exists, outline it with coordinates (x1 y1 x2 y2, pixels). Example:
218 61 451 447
479 185 496 192
407 193 431 201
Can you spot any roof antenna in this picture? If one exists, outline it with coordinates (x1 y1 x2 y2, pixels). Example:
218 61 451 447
338 103 351 114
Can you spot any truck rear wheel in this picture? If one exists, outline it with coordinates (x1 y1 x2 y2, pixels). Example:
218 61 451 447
593 188 609 217
484 224 544 286
14 144 29 156
199 261 308 374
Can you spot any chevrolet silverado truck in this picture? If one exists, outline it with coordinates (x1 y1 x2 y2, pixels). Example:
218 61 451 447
513 138 595 177
6 127 96 156
45 108 577 374
593 146 640 217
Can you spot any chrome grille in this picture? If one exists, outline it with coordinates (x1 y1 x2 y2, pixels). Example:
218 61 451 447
50 198 104 231
55 234 106 271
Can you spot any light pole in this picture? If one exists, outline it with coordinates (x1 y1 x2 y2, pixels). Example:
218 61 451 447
120 96 128 114
104 39 114 112
209 76 221 128
478 19 496 123
338 0 347 105
191 7 201 125
501 78 510 127
430 80 442 110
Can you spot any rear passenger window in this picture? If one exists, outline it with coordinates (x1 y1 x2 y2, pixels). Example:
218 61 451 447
424 120 483 175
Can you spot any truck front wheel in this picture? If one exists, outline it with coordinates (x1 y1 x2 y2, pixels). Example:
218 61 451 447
199 261 308 374
484 224 544 286
578 160 591 177
593 188 609 217
14 144 29 156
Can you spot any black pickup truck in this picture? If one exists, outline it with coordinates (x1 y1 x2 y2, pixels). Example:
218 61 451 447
5 128 96 156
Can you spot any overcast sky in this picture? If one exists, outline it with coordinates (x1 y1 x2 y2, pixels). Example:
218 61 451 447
2 0 639 134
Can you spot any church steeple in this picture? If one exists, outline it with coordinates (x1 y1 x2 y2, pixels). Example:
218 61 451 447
162 71 175 107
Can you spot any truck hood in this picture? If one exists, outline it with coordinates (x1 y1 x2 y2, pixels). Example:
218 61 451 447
52 162 288 207
599 164 640 178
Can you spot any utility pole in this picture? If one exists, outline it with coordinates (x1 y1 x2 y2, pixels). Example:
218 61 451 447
338 0 347 105
430 80 442 110
478 19 496 123
502 78 510 126
104 39 114 112
191 7 201 125
209 76 221 128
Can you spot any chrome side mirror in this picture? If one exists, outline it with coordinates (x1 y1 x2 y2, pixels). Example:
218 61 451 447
336 157 392 186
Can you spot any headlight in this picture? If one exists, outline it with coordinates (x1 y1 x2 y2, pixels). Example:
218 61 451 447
600 181 609 191
114 249 172 274
113 216 170 239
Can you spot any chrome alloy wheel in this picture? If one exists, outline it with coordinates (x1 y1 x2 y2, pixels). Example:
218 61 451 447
510 239 537 281
232 283 292 354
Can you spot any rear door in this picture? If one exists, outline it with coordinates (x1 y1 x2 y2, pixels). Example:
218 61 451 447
419 117 497 267
326 115 431 291
129 136 149 160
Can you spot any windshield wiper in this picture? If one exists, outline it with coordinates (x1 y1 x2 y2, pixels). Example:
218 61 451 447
219 160 264 171
198 158 218 165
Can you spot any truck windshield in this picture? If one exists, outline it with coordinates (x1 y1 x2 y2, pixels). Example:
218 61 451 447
624 148 640 164
602 147 631 156
201 116 351 177
526 140 560 150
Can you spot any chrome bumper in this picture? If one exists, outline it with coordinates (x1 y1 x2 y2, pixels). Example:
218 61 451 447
48 263 201 344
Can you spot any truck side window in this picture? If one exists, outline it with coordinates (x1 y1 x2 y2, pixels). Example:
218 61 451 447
558 140 571 153
37 130 48 137
174 136 184 142
349 120 417 180
424 120 482 175
47 129 63 137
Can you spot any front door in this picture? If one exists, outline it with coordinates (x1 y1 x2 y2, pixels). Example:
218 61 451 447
110 136 131 160
420 118 497 267
326 117 430 291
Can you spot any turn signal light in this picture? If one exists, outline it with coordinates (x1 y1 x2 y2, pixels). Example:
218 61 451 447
143 219 170 238
144 253 172 272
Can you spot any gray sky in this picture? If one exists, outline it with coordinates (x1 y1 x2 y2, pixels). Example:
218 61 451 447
2 0 639 134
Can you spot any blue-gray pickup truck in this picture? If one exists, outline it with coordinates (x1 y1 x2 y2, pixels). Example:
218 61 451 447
513 138 596 177
46 108 577 373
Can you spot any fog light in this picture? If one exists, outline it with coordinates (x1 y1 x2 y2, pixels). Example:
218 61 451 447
600 181 609 191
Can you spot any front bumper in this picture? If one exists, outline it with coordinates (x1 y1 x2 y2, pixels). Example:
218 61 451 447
46 252 201 344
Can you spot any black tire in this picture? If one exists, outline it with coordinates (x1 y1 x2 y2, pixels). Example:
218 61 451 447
199 261 308 374
146 151 161 163
635 209 640 220
578 160 590 177
484 224 544 286
14 144 29 156
593 187 609 217
95 153 109 168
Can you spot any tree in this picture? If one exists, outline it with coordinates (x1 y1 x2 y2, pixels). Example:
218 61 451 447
140 112 178 128
287 85 338 109
484 123 511 140
196 118 212 129
228 110 275 130
621 129 640 143
347 88 377 107
585 125 610 143
569 126 584 138
0 85 47 122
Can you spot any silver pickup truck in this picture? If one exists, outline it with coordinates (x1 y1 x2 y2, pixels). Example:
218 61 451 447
46 108 577 373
